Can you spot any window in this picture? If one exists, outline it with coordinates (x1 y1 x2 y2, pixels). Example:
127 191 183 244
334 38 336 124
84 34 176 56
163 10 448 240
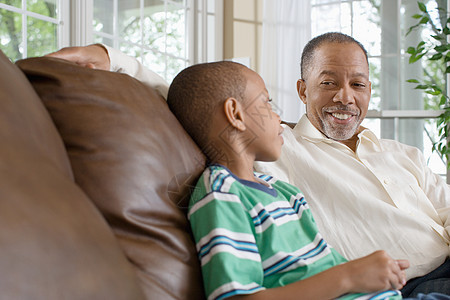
0 0 67 61
311 0 448 180
0 0 222 82
93 0 189 81
92 0 222 82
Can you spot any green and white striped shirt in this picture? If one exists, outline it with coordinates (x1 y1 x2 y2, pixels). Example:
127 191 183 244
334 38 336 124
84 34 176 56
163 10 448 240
188 164 401 300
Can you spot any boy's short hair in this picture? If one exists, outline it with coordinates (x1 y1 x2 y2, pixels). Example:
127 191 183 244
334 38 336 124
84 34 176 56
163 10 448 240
301 32 368 80
167 61 247 150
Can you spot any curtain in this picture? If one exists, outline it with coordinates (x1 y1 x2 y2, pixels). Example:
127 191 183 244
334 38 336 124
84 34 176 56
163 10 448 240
260 0 311 123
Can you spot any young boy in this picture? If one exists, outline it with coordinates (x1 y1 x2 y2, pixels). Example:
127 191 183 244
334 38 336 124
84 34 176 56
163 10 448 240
166 61 447 300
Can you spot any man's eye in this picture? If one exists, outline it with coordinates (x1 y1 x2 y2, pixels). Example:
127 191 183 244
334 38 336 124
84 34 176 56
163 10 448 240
321 81 334 86
353 82 366 88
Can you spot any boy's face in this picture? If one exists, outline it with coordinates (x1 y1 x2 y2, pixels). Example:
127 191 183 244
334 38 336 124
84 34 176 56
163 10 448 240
242 69 283 162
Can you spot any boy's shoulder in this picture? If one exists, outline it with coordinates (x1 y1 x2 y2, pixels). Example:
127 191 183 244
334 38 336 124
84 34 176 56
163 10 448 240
254 171 303 195
189 164 238 201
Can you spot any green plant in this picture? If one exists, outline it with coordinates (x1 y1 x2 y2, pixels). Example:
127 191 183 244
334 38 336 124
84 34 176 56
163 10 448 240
406 1 450 169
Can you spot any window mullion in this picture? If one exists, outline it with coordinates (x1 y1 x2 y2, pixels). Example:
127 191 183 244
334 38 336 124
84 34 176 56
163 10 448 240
22 0 27 58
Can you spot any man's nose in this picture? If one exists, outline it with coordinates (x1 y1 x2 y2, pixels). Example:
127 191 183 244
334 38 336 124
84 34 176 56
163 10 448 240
333 85 354 105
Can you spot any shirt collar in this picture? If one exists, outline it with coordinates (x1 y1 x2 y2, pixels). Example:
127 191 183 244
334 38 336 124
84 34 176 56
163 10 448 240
293 114 381 150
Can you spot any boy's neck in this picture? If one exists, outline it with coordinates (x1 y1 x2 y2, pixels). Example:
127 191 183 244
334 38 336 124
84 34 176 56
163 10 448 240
214 155 257 183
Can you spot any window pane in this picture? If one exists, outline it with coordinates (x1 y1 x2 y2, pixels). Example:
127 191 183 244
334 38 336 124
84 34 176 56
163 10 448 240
207 0 215 13
368 57 381 110
311 3 344 36
94 0 113 35
143 49 166 76
165 2 186 58
27 16 57 57
118 0 141 44
27 0 57 18
3 0 21 8
0 8 22 60
120 42 143 62
166 57 187 81
353 0 381 56
142 0 166 54
94 36 114 48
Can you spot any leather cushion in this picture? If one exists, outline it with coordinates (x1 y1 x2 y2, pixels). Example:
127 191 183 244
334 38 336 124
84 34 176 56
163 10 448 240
0 51 144 299
17 57 206 300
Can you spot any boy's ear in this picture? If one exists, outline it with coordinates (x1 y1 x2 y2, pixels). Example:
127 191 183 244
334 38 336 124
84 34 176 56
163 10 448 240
223 97 246 131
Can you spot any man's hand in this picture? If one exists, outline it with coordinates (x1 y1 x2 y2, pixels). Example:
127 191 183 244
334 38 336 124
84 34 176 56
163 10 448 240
341 250 409 293
45 44 110 71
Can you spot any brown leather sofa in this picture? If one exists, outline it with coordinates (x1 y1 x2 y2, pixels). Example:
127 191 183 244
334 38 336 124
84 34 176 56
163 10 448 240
1 48 206 299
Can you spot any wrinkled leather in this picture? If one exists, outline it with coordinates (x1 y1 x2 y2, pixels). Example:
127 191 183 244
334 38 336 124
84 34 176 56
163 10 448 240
0 51 144 299
17 56 207 300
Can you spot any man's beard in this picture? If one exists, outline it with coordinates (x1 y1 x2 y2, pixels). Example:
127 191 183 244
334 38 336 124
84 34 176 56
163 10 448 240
320 106 361 141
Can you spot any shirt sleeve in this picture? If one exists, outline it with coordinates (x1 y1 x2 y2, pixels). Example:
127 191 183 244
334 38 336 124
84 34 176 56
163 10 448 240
102 45 169 100
188 181 265 300
416 147 450 239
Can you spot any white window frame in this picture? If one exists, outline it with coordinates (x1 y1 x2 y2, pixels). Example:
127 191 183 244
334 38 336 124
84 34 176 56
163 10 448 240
0 0 70 58
67 0 222 69
0 0 223 73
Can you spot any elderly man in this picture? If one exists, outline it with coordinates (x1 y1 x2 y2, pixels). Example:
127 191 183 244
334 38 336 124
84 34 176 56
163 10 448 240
48 32 450 297
254 32 450 297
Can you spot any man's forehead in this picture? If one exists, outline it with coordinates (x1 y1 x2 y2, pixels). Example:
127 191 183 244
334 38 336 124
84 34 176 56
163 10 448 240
313 42 367 61
317 68 369 79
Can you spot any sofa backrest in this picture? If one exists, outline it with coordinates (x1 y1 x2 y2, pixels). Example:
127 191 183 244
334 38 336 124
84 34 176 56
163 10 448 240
16 56 207 299
0 51 145 299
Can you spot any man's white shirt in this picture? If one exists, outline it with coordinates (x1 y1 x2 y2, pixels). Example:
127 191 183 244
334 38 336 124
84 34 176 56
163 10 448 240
255 114 450 280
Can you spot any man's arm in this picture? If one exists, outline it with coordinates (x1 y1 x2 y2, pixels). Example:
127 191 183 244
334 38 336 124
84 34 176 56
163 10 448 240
410 145 450 240
46 44 169 99
46 44 110 70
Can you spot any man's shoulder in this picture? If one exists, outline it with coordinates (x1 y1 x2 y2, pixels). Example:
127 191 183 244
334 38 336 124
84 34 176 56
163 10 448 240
378 137 423 154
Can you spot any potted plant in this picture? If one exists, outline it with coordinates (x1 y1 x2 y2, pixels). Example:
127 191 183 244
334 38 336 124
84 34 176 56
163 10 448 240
406 0 450 169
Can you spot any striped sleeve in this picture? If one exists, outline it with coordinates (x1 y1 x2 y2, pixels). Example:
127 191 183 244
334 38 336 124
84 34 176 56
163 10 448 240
189 175 265 300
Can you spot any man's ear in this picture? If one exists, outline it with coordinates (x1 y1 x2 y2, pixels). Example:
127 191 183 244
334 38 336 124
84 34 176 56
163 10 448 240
223 98 246 131
297 79 307 104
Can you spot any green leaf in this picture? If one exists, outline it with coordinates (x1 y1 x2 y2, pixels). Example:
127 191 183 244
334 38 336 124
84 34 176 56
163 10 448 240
418 41 426 47
412 14 423 19
409 53 425 63
430 53 443 60
418 1 427 12
435 45 448 53
431 35 443 40
431 85 442 93
406 47 416 54
415 84 429 89
444 27 450 35
425 90 442 95
440 96 447 105
446 66 450 73
406 79 420 83
419 16 429 24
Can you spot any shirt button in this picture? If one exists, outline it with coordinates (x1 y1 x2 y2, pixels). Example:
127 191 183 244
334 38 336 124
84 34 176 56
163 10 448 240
384 178 390 184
